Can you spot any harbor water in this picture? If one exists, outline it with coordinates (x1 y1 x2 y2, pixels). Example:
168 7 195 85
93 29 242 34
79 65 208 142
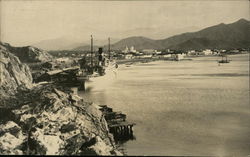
79 54 250 156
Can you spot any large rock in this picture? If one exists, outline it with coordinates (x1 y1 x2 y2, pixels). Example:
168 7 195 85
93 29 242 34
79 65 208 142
6 85 121 155
0 42 53 63
0 44 33 101
0 42 121 155
0 121 25 155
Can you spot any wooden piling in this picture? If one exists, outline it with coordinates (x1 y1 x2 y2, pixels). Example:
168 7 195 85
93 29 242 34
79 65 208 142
78 80 85 91
98 105 136 141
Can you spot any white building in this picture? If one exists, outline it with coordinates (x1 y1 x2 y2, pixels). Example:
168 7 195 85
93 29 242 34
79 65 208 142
177 53 186 60
122 46 129 53
56 57 70 62
124 54 134 59
163 54 171 58
202 49 213 55
140 54 152 58
187 50 196 56
130 46 137 53
142 49 155 55
171 53 186 61
212 51 220 55
155 50 162 54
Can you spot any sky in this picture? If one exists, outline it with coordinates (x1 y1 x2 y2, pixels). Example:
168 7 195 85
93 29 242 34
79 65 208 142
1 0 249 46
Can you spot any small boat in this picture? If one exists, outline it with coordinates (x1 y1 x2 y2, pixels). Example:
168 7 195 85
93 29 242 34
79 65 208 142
218 55 230 63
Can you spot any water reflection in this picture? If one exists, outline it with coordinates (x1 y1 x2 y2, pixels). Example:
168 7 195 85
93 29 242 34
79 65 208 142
79 54 250 156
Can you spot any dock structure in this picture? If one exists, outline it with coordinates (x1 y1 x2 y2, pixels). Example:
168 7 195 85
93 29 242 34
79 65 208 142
34 66 89 90
109 122 136 141
98 105 135 141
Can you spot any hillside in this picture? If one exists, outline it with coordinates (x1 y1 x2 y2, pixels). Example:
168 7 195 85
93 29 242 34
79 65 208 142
157 18 250 50
110 36 163 50
73 45 99 51
1 42 53 63
0 43 122 155
100 18 250 51
0 43 33 100
43 18 250 51
72 37 153 51
168 38 238 50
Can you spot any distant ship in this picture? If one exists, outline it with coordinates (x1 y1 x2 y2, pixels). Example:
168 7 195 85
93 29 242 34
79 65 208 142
105 38 118 74
89 37 118 78
218 55 231 63
103 37 118 75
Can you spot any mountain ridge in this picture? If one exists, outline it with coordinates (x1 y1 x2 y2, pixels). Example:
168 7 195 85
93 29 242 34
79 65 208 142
89 18 249 51
33 18 250 51
153 18 250 50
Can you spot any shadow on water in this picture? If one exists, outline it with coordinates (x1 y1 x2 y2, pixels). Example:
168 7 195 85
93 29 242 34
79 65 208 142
192 73 249 77
113 134 136 156
78 54 250 155
113 132 136 145
84 86 93 92
81 88 137 152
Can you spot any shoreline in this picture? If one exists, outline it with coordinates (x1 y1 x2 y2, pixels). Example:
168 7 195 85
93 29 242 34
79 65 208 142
115 53 249 66
0 43 123 155
1 40 249 155
0 84 123 155
82 53 249 156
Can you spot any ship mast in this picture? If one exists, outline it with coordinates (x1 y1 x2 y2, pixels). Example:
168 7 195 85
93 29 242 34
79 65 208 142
91 35 93 67
108 37 111 59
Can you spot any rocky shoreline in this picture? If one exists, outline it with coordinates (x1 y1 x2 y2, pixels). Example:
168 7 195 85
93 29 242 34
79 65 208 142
0 42 123 155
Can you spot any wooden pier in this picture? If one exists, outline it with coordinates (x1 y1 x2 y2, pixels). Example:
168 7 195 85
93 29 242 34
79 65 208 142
34 66 89 91
98 105 135 141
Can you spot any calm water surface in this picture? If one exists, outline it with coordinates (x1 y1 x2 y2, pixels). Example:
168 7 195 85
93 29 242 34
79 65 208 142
79 54 250 156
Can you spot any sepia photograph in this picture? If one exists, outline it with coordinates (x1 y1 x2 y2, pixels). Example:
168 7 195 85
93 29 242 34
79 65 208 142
0 0 249 156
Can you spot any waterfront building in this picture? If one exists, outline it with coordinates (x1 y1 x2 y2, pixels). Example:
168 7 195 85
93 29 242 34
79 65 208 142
56 57 70 63
188 50 206 56
140 54 153 58
155 50 162 55
122 46 129 53
211 50 221 55
187 50 197 56
171 53 186 61
229 49 240 54
124 53 134 59
202 49 213 55
142 49 155 55
130 46 137 53
164 54 171 58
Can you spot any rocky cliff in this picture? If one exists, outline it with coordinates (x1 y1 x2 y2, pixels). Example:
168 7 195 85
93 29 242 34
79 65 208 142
0 42 53 63
0 43 33 103
0 43 122 155
0 85 121 155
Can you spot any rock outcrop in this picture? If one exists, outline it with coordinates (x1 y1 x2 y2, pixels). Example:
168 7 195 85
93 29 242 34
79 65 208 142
0 42 122 155
0 85 121 155
0 43 33 103
0 42 53 63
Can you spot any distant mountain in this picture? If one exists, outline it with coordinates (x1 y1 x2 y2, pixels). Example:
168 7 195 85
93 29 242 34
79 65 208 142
73 45 99 51
34 18 250 51
157 18 250 50
106 18 250 51
168 38 230 50
73 38 121 51
68 18 250 51
93 38 121 47
110 36 164 50
32 38 86 51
